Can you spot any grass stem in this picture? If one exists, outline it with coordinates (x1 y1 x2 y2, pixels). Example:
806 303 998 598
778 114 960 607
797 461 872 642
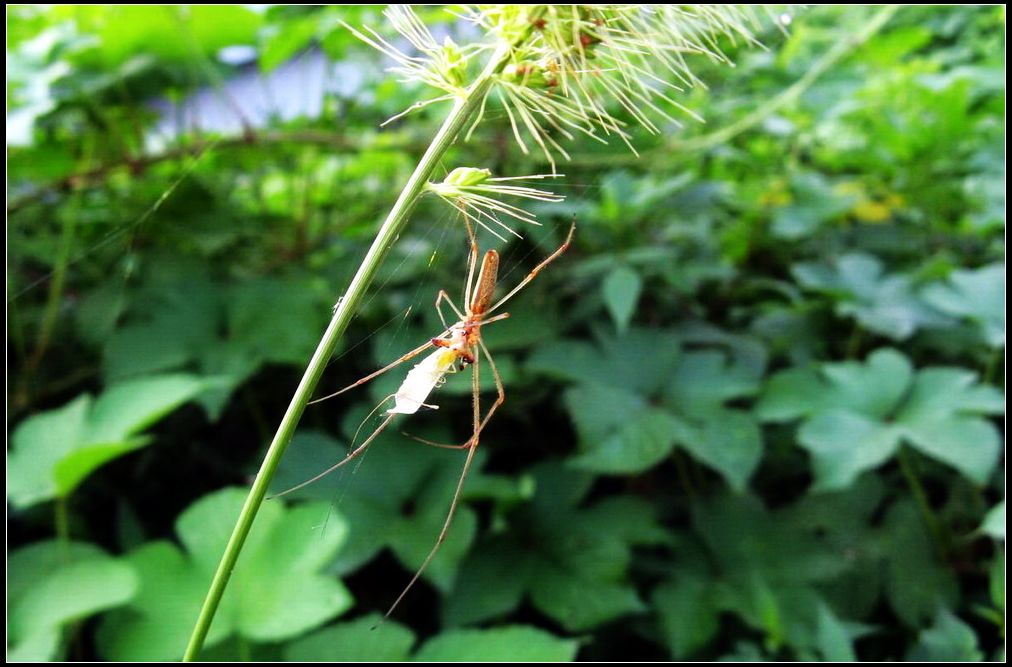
182 39 519 662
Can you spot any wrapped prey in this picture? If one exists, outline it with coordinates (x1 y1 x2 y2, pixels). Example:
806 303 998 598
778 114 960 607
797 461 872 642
387 346 460 415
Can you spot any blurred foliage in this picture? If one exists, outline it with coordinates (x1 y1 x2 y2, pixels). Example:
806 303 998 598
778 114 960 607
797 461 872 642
6 4 1006 662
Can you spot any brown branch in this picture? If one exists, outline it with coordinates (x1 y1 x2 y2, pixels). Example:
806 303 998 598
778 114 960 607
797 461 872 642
7 129 414 213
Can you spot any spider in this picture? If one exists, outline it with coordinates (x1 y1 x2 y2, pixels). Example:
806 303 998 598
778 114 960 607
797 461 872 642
275 221 575 619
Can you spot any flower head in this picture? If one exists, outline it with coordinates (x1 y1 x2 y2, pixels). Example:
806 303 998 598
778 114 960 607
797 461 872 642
427 167 564 241
350 5 778 166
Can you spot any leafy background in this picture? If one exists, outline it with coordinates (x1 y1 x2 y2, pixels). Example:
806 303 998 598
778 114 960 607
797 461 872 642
7 5 1005 662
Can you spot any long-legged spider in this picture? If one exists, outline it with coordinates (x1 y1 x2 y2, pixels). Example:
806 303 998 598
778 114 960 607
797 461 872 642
275 221 575 619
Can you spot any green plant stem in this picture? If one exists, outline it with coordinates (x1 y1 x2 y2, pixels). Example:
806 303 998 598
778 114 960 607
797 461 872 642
897 445 949 559
182 40 517 662
567 4 901 164
55 497 70 560
667 4 901 154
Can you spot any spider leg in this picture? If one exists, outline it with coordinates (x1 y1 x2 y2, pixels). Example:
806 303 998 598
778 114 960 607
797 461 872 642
309 331 450 406
486 221 575 315
461 214 480 309
434 289 465 329
399 338 506 449
270 412 396 499
380 343 486 622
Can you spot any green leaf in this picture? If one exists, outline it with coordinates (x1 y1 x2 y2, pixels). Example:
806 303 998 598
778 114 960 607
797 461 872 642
7 374 215 508
570 405 680 475
814 603 857 662
272 429 479 591
441 536 532 627
989 549 1004 613
413 626 578 662
666 349 762 417
95 488 352 661
602 266 642 333
550 338 765 488
532 569 646 631
674 408 763 492
259 16 319 72
894 367 1003 484
922 263 1005 347
797 410 901 491
8 541 139 662
906 609 983 662
758 349 1003 489
653 575 720 659
793 253 947 340
227 277 329 366
79 6 262 66
83 373 215 443
816 349 913 419
771 172 857 239
444 464 662 631
526 328 681 395
663 349 764 489
283 614 416 662
689 489 880 651
881 500 959 627
980 501 1005 540
7 395 91 508
755 366 826 422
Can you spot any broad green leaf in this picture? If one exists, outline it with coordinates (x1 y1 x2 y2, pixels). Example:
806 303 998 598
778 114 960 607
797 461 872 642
664 349 765 489
898 367 1005 420
922 263 1004 347
990 549 1004 613
602 266 642 333
755 366 826 421
570 406 680 475
8 541 138 662
5 629 62 663
104 322 193 379
441 537 532 627
689 489 880 652
900 415 1000 485
96 488 351 661
674 408 763 492
906 609 983 662
653 576 720 659
814 603 856 662
532 570 645 632
980 501 1005 540
7 374 215 508
227 277 329 366
895 366 1003 484
445 463 664 631
816 349 912 420
527 328 680 395
259 16 319 72
881 500 959 626
563 383 647 442
283 615 416 662
797 410 901 491
51 437 150 498
771 171 856 239
413 626 578 662
666 349 762 417
7 395 90 508
75 283 127 347
793 253 947 339
84 374 214 443
271 429 479 590
76 6 262 66
758 349 1003 489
